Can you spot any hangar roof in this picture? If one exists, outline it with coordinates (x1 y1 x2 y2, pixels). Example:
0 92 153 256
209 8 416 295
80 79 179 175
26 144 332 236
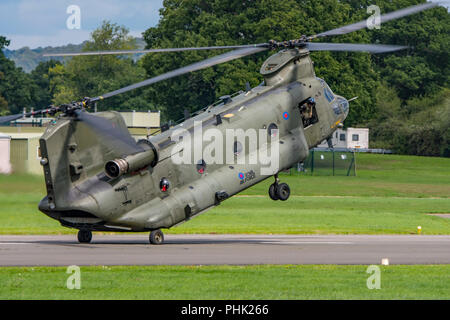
0 132 11 139
8 132 43 139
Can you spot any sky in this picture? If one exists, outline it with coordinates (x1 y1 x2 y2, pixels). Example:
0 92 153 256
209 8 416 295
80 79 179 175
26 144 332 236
0 0 164 49
0 0 448 50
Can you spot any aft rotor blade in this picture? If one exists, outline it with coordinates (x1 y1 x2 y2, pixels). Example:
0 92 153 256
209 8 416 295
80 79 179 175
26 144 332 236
75 110 144 156
311 2 438 39
90 46 268 102
0 114 25 124
43 44 268 57
0 108 56 124
307 42 408 53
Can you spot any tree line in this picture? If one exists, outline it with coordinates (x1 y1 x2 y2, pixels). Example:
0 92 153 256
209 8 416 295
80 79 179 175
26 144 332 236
0 0 448 156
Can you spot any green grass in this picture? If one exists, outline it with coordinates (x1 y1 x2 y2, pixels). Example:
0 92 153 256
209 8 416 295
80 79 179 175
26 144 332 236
246 153 450 198
0 265 449 299
172 196 450 234
0 154 449 235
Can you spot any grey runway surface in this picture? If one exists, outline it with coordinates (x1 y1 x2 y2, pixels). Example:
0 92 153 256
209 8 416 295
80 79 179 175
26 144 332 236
0 234 449 266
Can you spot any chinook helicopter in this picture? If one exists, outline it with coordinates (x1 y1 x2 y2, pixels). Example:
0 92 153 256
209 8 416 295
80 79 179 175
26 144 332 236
0 3 438 244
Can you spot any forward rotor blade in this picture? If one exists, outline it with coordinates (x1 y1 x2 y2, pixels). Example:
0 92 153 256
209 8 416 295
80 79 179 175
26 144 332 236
90 46 268 102
311 2 438 39
43 44 268 57
75 110 144 156
306 42 408 53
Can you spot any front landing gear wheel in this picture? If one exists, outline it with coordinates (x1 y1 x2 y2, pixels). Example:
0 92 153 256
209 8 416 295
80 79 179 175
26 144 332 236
77 230 92 243
269 183 279 201
149 229 164 245
276 183 290 201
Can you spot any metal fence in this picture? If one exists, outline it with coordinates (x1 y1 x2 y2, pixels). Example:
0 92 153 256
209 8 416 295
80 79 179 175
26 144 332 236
287 148 356 176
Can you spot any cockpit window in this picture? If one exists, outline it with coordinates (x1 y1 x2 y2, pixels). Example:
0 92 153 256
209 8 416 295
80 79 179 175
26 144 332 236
317 78 335 102
332 102 342 115
338 97 349 114
332 98 349 115
324 87 335 102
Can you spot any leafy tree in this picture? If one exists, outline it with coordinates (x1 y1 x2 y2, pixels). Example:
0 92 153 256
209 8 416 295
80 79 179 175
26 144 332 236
0 90 7 116
30 60 62 108
48 64 77 105
0 70 7 115
140 0 394 124
0 36 10 51
140 0 448 157
369 85 450 157
0 37 13 115
0 35 39 115
51 21 154 111
364 0 450 99
2 1 448 156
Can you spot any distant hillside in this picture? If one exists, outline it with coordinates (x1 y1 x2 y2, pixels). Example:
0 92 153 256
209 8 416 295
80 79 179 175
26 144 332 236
3 38 146 73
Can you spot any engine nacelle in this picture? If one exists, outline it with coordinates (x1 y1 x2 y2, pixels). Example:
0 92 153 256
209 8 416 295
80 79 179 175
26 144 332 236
105 140 158 178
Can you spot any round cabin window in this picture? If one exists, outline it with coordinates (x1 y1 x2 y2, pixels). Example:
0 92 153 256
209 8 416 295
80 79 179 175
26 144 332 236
159 178 170 192
196 159 206 174
233 141 243 156
268 123 278 138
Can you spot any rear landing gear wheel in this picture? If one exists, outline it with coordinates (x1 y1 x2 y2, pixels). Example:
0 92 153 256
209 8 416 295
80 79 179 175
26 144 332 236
149 229 164 245
77 230 92 243
276 183 290 201
269 183 279 201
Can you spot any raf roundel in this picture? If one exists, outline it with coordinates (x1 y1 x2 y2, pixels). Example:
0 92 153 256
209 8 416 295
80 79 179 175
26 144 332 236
283 111 290 120
238 172 245 180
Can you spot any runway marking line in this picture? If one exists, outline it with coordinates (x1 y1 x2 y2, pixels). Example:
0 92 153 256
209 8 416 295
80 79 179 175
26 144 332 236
0 242 32 245
259 241 354 245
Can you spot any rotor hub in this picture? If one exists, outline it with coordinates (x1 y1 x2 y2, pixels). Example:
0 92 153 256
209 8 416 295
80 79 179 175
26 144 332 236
268 39 307 50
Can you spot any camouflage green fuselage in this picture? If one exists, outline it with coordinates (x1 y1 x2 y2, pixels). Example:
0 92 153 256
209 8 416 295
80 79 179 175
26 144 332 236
38 49 348 232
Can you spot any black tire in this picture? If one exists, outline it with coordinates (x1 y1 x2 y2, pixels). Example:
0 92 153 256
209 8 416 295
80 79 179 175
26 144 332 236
77 230 92 243
276 183 290 201
149 229 164 245
269 183 279 200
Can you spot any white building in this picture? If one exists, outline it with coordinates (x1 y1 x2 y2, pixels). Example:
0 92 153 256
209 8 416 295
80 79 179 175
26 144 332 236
0 133 12 174
7 132 43 175
9 111 161 129
319 127 369 149
120 111 160 128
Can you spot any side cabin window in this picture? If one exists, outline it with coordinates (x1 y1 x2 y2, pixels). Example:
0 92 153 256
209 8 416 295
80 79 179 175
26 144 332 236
298 97 319 128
